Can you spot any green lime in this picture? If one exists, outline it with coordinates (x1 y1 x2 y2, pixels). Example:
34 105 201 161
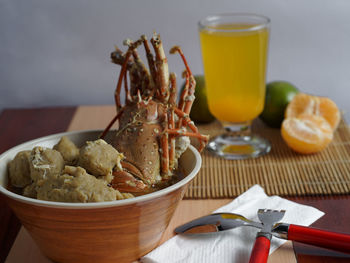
259 81 299 128
182 75 216 124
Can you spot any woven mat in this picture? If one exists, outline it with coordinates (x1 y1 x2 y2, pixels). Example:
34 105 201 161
184 118 350 199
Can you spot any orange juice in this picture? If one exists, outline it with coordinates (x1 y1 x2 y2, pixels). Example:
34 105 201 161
199 24 269 123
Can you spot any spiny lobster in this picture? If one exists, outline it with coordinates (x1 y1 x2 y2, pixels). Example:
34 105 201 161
100 33 208 193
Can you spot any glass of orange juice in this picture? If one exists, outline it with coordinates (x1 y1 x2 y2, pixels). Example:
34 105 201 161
198 13 271 159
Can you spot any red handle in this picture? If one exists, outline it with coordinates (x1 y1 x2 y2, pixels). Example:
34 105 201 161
288 224 350 254
249 235 271 263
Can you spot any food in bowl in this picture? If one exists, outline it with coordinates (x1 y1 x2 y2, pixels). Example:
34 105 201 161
7 137 131 202
7 32 208 203
7 136 191 202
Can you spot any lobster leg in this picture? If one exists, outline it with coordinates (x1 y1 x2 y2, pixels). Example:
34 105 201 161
111 170 147 193
167 129 209 142
168 73 177 170
168 116 176 171
160 112 170 176
183 74 196 115
170 46 196 115
169 46 193 76
120 160 144 179
176 71 189 128
178 71 189 110
168 73 177 106
173 107 209 151
111 160 149 193
115 50 133 110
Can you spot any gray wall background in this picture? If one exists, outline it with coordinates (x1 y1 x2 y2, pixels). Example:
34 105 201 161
1 0 350 122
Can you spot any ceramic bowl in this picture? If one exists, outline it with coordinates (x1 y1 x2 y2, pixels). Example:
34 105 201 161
0 130 201 263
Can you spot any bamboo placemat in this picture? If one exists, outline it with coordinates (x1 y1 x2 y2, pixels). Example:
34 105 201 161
185 118 350 199
68 106 350 198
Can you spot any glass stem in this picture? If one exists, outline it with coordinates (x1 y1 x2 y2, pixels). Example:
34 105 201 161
221 120 252 137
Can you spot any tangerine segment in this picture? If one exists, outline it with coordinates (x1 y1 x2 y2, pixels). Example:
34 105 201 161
285 93 315 117
285 93 340 131
281 114 333 154
317 97 341 131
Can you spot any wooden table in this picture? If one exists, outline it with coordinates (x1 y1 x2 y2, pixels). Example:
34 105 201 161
1 106 350 263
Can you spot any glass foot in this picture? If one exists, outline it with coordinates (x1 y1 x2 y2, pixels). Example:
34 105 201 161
206 133 271 160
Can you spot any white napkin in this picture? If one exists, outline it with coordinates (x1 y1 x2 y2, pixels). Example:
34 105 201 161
141 185 324 263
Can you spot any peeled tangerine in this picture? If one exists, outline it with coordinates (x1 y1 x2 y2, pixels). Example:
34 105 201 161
282 93 340 154
281 114 333 154
285 93 340 131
